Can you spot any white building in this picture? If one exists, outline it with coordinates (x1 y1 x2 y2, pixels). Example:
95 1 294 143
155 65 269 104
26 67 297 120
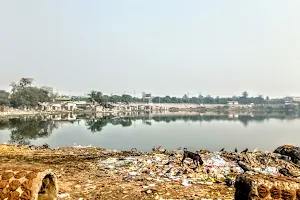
227 101 239 105
292 97 300 102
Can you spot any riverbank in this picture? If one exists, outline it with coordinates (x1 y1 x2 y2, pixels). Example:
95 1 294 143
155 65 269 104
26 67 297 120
0 106 299 119
0 110 78 118
0 144 298 199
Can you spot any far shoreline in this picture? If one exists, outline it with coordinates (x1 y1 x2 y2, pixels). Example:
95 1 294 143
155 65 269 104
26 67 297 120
0 106 299 119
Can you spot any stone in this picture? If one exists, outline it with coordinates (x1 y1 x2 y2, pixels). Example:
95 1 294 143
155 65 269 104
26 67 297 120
274 145 300 164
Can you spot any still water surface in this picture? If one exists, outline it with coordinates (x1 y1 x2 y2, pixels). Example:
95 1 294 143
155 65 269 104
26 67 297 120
0 112 299 152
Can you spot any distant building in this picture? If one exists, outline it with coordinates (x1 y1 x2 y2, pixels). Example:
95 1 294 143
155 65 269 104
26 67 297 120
63 102 77 111
227 101 239 105
0 106 10 112
292 97 300 102
285 101 297 106
248 103 254 108
51 104 62 111
56 97 72 102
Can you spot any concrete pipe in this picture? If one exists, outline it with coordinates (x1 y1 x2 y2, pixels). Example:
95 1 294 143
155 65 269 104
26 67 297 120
235 173 300 200
0 168 58 200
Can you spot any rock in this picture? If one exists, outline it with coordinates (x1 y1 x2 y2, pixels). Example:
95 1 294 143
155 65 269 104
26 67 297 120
278 155 291 161
274 145 300 164
146 189 152 194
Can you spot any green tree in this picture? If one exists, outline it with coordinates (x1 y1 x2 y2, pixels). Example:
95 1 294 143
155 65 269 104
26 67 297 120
253 95 265 104
198 94 204 104
266 96 270 103
182 94 188 103
110 95 121 103
88 91 107 106
215 96 220 104
242 91 248 98
0 90 10 106
121 94 132 103
10 87 51 109
203 95 214 104
9 78 53 109
10 78 33 93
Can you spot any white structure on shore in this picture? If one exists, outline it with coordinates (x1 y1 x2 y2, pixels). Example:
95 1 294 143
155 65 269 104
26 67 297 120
227 101 239 105
292 97 300 102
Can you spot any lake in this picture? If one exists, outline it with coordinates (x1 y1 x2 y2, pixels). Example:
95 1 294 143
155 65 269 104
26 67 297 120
0 112 299 152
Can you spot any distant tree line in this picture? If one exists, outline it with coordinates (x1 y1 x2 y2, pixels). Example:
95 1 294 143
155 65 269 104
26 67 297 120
87 90 289 105
0 78 297 109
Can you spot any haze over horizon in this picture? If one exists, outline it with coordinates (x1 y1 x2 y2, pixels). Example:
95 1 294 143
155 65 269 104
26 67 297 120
1 1 300 97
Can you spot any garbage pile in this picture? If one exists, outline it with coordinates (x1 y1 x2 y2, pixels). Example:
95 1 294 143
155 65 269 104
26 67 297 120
98 150 300 188
98 151 244 187
223 151 300 175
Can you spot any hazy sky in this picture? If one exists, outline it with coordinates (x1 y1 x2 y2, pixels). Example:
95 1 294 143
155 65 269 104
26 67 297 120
1 1 300 97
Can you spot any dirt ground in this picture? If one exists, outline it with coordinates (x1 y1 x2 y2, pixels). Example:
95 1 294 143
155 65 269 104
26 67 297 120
0 145 236 200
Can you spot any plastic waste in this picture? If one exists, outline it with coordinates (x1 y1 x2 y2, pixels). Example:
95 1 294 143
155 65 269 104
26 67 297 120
98 150 285 187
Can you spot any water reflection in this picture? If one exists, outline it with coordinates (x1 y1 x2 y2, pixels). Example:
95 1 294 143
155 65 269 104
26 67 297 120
0 112 299 146
110 117 132 127
0 117 59 145
86 116 110 133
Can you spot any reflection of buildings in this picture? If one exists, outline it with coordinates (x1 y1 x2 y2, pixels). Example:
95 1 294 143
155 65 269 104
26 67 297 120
142 115 152 126
227 101 239 105
228 114 239 118
38 102 77 112
41 113 78 121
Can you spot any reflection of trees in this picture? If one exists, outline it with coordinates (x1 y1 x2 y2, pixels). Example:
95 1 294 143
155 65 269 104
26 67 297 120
0 119 9 130
86 116 133 133
85 116 111 133
8 118 58 145
83 112 300 132
132 113 299 127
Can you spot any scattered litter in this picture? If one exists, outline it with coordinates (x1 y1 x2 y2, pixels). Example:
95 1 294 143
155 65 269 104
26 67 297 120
98 149 295 188
58 193 70 198
182 179 192 186
99 152 244 187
